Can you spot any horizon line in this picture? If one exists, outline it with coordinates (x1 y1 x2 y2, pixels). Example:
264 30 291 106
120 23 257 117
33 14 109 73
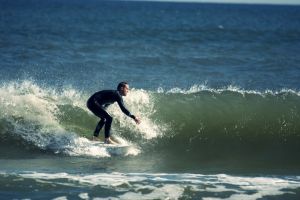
121 0 300 6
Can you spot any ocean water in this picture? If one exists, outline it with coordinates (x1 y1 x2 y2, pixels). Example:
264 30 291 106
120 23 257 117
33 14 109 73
1 0 300 199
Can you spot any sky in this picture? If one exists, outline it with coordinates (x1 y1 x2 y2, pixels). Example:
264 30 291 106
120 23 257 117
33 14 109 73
131 0 300 5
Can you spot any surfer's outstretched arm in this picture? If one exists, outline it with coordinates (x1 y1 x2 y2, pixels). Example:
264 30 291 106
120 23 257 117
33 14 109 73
117 98 141 124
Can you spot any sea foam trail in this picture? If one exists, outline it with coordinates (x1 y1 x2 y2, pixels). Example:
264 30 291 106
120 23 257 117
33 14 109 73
1 171 300 200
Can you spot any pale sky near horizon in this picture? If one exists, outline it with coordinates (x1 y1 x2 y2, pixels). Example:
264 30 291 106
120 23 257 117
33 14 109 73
132 0 300 5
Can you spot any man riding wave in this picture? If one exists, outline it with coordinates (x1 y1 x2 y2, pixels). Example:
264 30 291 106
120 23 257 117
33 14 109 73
87 82 141 144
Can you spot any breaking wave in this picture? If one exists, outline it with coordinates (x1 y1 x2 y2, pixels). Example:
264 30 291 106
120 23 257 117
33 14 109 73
1 81 300 164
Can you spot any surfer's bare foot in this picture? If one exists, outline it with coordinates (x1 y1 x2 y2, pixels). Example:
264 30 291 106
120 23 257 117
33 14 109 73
104 137 118 144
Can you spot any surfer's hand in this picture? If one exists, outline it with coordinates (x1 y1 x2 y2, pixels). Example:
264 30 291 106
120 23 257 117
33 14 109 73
134 116 141 124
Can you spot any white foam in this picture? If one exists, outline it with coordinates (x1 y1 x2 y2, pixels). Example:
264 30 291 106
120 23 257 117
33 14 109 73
157 84 300 97
117 184 185 200
56 136 141 158
63 136 110 158
52 196 68 200
0 80 60 127
78 193 89 200
14 172 300 200
107 88 167 139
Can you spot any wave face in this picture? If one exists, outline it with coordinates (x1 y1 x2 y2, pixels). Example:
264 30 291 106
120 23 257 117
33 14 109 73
152 86 300 168
1 81 300 167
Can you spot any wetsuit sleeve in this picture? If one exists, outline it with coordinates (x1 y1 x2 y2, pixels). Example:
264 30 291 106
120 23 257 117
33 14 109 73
117 96 135 119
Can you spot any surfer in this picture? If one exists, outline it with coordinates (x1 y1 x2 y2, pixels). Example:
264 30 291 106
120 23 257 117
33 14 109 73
87 82 141 144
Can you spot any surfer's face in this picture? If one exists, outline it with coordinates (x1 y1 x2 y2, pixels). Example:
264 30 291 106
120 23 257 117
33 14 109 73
120 84 129 96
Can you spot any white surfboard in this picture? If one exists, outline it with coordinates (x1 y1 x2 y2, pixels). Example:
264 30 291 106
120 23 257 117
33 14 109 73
90 140 131 155
90 140 129 147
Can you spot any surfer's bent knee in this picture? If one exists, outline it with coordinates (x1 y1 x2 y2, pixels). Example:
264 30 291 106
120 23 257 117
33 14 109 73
106 116 113 123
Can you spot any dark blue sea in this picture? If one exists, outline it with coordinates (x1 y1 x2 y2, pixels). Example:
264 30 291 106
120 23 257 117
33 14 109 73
1 0 300 199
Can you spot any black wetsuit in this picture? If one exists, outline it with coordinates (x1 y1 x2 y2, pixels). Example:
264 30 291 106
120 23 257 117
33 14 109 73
87 90 135 138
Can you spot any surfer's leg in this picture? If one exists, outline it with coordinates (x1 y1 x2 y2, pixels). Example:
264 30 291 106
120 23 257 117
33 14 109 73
104 115 113 139
92 107 113 139
93 118 106 137
87 102 111 138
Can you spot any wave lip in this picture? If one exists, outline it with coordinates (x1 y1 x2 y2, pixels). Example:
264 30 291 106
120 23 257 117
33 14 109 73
157 84 300 96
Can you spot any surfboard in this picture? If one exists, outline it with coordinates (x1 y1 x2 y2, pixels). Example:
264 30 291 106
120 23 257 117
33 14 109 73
90 140 129 147
90 140 131 155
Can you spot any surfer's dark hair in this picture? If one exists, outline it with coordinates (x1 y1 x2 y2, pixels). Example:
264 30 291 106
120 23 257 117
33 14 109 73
117 82 128 91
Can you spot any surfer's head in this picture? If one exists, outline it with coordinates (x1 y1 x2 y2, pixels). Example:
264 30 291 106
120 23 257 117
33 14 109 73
118 82 129 96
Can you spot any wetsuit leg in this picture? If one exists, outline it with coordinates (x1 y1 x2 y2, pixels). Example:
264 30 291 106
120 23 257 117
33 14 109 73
87 101 113 138
104 115 113 138
94 119 105 137
94 109 112 138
